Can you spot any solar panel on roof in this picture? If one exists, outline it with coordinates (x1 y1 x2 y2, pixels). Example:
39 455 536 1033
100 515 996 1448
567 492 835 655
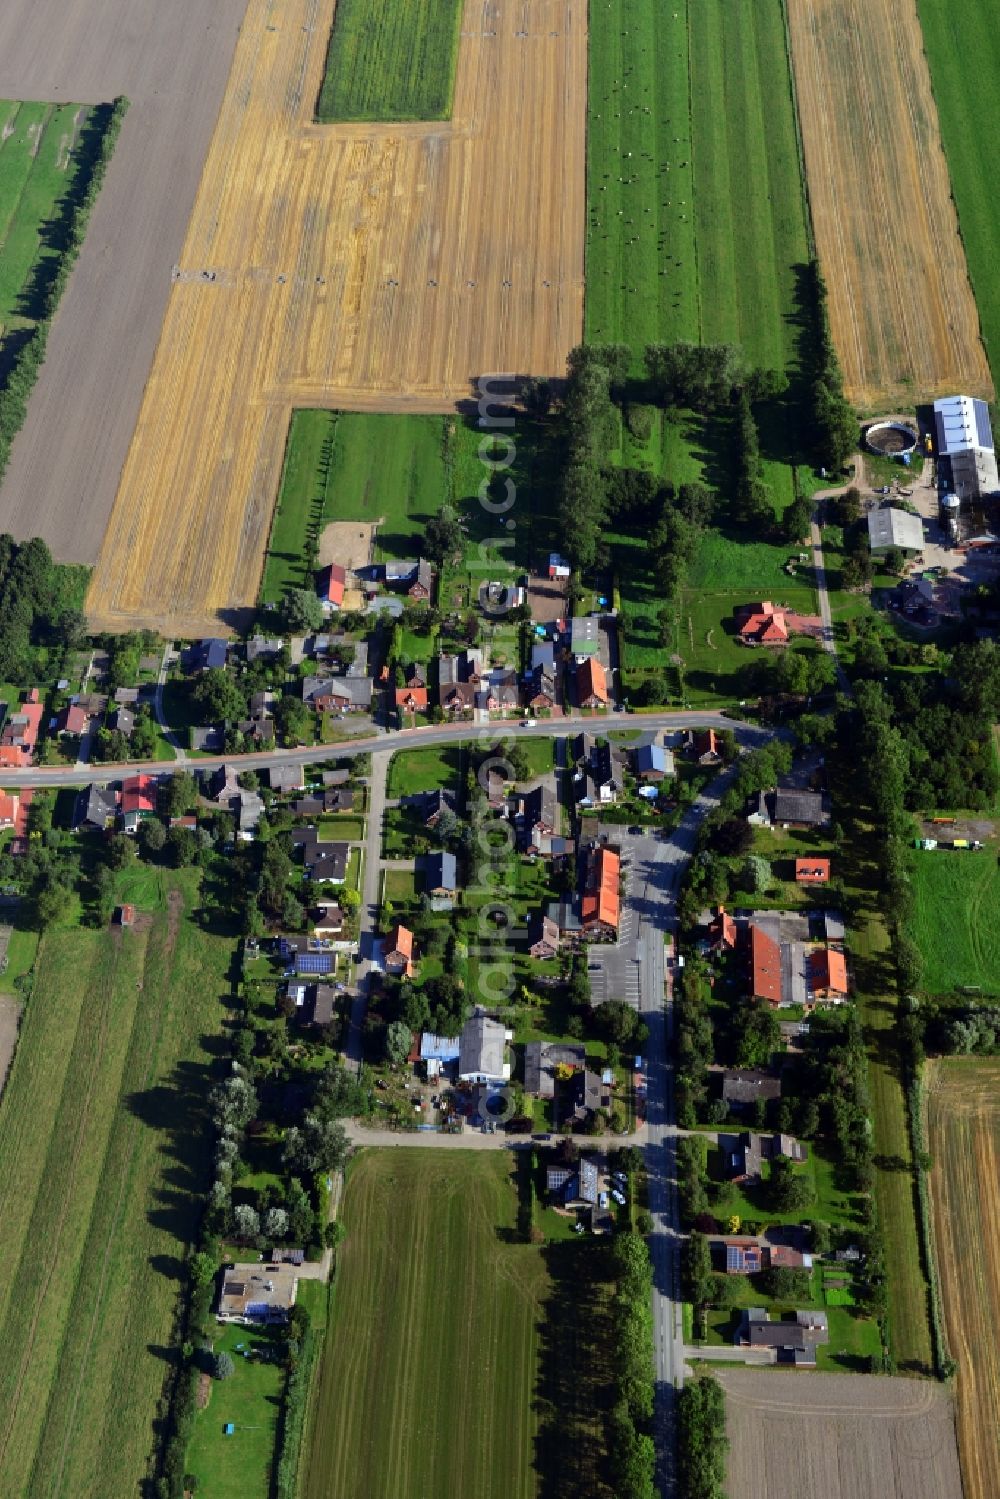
296 952 333 975
974 399 994 451
726 1245 743 1272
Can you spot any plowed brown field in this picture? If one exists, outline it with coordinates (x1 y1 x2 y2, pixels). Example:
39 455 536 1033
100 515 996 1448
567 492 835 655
718 1369 963 1499
85 0 586 636
927 1057 1000 1499
787 0 993 409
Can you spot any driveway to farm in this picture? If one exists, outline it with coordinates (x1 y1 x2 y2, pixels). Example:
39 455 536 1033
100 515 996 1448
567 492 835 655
811 460 860 694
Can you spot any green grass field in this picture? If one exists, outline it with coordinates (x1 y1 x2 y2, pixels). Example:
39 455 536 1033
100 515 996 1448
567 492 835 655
302 1151 614 1499
910 851 1000 996
0 870 236 1496
386 744 463 798
917 0 1000 382
0 100 93 333
186 1324 285 1499
261 411 448 603
585 0 810 371
316 0 464 122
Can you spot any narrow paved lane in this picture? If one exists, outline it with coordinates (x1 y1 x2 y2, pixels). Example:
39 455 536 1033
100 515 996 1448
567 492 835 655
345 750 388 1069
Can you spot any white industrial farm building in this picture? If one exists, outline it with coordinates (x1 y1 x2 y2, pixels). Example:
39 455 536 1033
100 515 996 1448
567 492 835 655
933 395 999 500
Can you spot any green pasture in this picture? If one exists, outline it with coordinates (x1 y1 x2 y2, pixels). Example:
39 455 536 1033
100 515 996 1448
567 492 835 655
316 0 464 122
185 1323 285 1499
910 849 1000 996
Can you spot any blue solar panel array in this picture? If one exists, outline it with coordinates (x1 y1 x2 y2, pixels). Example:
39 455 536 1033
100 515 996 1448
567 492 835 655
973 399 994 451
296 952 334 975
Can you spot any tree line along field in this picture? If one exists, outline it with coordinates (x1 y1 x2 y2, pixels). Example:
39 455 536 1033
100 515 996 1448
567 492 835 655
785 0 992 409
585 0 810 375
84 0 586 636
0 871 234 1497
909 851 1000 996
302 1150 615 1499
926 1058 1000 1499
316 0 464 121
917 0 1000 383
0 100 92 336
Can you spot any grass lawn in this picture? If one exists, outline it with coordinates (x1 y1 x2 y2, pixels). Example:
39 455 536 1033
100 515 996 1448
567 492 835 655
0 921 39 995
386 744 463 799
383 868 416 904
585 0 809 373
317 815 365 843
302 1150 615 1499
909 850 1000 996
316 0 464 122
0 870 237 1496
186 1323 286 1499
917 0 1000 380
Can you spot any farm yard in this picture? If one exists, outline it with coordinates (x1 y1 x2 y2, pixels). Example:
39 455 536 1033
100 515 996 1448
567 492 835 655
260 410 447 603
316 0 464 121
585 0 810 373
0 871 234 1498
927 1058 1000 1499
717 1369 963 1499
0 0 247 564
910 850 1000 995
302 1150 615 1499
84 0 586 636
786 0 993 409
917 0 1000 382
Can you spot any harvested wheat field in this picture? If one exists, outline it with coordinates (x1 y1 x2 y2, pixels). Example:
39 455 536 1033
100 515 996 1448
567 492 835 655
787 0 993 409
717 1368 963 1499
927 1057 1000 1499
85 0 586 636
0 0 247 563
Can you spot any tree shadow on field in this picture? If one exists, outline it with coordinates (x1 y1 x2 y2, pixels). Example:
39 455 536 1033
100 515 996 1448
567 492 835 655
124 1050 227 1254
533 1239 616 1498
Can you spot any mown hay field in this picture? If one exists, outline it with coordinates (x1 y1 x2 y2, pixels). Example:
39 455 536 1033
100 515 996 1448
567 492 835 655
927 1058 1000 1499
85 0 586 636
786 0 993 408
917 0 1000 382
0 101 91 333
719 1369 963 1499
316 0 464 121
585 0 810 374
302 1151 547 1499
0 872 233 1498
910 851 1000 996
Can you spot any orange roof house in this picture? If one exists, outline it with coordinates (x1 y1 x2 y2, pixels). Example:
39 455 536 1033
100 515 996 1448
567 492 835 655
0 792 18 830
324 563 346 607
795 858 831 884
709 905 737 952
576 657 609 708
0 689 43 767
810 948 848 999
750 923 783 1006
384 923 415 977
121 774 157 815
692 729 720 763
581 846 620 935
734 601 789 646
395 686 428 713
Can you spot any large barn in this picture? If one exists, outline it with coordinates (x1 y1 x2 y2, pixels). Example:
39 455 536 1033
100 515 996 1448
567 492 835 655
933 394 999 499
